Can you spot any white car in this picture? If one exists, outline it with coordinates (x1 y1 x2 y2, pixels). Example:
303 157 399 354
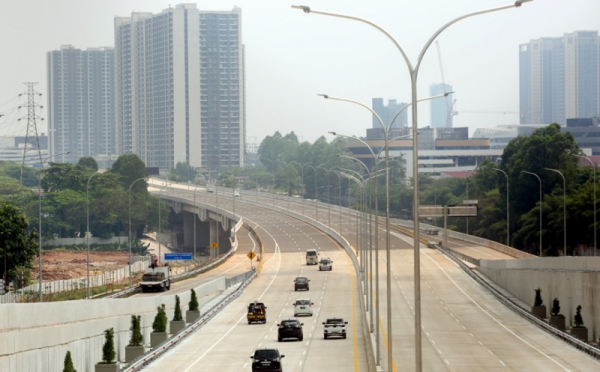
319 257 332 271
293 298 314 317
323 317 348 339
234 191 240 197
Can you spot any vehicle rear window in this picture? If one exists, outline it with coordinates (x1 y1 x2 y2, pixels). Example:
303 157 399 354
281 320 298 326
297 300 310 305
306 251 317 256
295 278 307 283
327 319 343 324
255 350 278 359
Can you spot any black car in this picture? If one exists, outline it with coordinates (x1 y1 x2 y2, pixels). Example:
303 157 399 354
277 318 304 341
250 348 285 372
294 277 310 291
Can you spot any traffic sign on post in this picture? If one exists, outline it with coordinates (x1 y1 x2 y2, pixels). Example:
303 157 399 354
211 241 218 249
164 253 193 261
247 251 256 260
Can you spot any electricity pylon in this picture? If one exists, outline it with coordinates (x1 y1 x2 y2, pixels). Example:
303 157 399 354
18 82 44 184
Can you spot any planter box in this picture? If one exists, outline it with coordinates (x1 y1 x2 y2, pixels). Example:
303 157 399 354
549 315 565 331
186 310 200 323
570 326 588 341
531 305 546 319
125 345 145 363
95 363 119 372
170 320 186 335
150 332 169 348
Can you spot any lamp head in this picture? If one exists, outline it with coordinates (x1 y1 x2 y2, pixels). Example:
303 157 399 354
291 5 311 13
318 94 329 99
515 0 533 7
329 131 337 136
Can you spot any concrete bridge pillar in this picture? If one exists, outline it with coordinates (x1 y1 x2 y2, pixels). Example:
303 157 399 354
183 211 211 251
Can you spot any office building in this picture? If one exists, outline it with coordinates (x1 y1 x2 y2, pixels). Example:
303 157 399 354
0 135 49 166
520 31 599 126
115 4 245 170
430 83 453 128
47 45 116 163
372 98 408 129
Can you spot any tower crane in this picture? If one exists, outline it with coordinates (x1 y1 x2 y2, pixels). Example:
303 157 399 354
435 41 458 128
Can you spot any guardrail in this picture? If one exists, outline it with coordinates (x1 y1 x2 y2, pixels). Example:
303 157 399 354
121 271 257 371
436 244 600 359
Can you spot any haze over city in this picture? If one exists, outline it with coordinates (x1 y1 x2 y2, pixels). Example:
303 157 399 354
0 0 598 143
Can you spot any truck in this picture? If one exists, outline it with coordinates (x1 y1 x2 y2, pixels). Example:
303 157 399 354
247 301 267 324
140 265 171 293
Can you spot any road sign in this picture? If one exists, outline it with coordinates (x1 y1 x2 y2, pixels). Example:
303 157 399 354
164 253 193 261
211 241 218 249
247 251 256 260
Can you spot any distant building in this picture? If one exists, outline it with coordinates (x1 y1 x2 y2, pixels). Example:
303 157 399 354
0 135 49 165
246 142 259 154
430 83 453 128
520 31 599 126
564 117 600 155
47 45 116 164
372 98 408 129
472 124 547 150
115 4 245 171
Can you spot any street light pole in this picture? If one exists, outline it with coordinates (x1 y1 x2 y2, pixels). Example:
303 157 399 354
573 154 596 256
317 166 332 228
294 3 533 369
545 168 567 256
37 151 69 302
86 171 102 299
291 161 311 216
277 160 291 210
305 165 318 221
494 168 510 246
261 158 276 206
193 185 200 266
157 184 167 264
128 176 148 287
522 171 543 256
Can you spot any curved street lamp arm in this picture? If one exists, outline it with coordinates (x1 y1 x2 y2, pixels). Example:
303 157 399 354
388 93 451 131
322 94 388 134
338 154 371 174
331 133 377 161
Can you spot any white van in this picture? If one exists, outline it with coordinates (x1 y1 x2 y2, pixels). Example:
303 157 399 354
293 298 314 316
306 249 319 265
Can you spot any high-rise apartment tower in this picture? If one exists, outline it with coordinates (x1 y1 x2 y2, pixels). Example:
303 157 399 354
430 83 453 128
520 31 599 125
114 4 245 170
47 45 116 163
372 98 408 129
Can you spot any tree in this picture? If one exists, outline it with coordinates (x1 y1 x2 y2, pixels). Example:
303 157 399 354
63 350 77 372
0 202 38 282
152 304 168 332
0 161 38 187
101 328 116 364
173 295 183 321
41 162 87 193
534 288 543 307
77 157 98 171
189 289 199 312
129 315 143 346
111 154 148 193
574 305 584 327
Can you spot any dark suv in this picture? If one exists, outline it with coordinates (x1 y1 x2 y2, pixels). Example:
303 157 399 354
294 277 310 291
277 318 304 341
250 348 285 372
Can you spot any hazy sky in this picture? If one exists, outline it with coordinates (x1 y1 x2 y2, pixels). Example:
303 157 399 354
0 0 598 145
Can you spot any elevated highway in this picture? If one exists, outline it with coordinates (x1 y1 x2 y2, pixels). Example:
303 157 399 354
149 180 600 371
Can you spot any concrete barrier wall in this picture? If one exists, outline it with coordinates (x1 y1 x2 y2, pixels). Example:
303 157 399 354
479 257 600 342
0 277 226 372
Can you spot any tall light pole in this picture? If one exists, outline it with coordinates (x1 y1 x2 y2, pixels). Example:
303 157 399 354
158 184 167 264
37 151 69 302
291 161 311 216
293 3 533 369
86 171 102 299
545 168 567 256
128 176 148 287
262 158 276 206
522 171 543 256
317 166 332 228
572 154 596 256
460 166 470 234
305 164 318 221
494 168 510 246
276 160 291 210
193 184 200 266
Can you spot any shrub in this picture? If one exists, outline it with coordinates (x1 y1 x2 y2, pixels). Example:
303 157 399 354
129 315 143 347
63 350 76 372
152 304 167 333
551 298 561 316
173 295 183 321
101 328 116 364
189 289 199 312
574 305 584 327
534 288 543 307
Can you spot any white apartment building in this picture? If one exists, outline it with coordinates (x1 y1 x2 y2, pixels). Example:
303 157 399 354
114 4 245 170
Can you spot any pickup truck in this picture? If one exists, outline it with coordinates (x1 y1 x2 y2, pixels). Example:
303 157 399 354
247 301 267 324
140 266 171 292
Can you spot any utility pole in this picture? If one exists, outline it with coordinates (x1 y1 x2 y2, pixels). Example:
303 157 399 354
19 83 45 183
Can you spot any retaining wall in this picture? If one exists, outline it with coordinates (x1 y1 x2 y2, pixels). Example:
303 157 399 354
479 257 600 343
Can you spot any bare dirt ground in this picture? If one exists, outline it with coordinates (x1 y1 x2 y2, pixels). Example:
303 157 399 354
31 251 133 281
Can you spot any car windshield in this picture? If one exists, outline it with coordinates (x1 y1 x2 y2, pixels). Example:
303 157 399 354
297 299 310 305
327 319 344 324
281 320 298 326
295 277 307 283
307 251 317 256
255 350 278 359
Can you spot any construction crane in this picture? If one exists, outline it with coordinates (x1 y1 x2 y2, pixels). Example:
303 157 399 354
435 41 458 128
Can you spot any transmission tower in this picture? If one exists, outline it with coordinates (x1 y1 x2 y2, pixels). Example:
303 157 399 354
18 82 44 184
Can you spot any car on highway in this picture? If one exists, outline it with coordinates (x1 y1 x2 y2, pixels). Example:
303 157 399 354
294 277 310 291
250 348 285 371
293 298 314 317
306 249 319 265
319 257 333 271
323 317 348 339
247 301 267 324
277 318 304 341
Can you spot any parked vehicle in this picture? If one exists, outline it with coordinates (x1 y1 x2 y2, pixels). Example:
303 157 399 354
234 191 240 197
294 277 310 291
140 265 171 292
277 318 304 341
250 348 285 371
293 298 314 317
306 249 319 265
207 187 214 193
323 317 348 339
319 257 333 271
247 301 267 324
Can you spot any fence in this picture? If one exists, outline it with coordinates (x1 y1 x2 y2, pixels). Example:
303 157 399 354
0 258 150 304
